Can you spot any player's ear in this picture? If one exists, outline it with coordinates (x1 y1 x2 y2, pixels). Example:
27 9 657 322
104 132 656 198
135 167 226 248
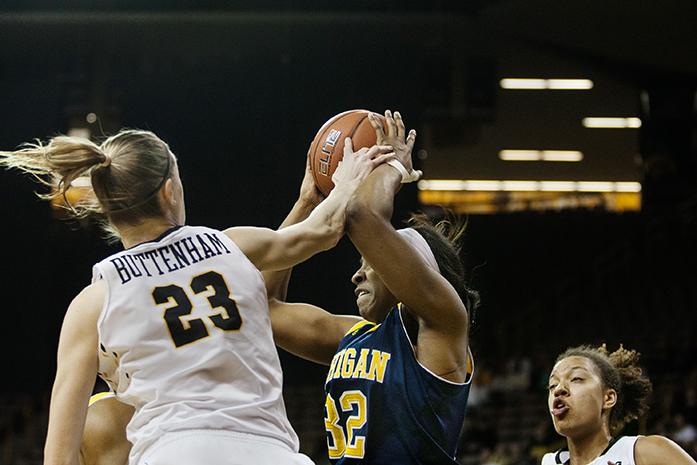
161 178 175 208
603 388 617 410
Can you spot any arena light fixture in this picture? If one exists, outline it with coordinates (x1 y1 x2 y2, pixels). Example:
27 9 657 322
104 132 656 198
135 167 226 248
499 78 547 89
539 181 577 192
463 180 503 191
499 150 583 162
614 182 642 192
546 79 594 90
418 180 641 193
576 182 615 192
582 117 642 128
501 181 539 191
500 78 593 90
541 151 584 162
415 180 468 191
499 150 541 161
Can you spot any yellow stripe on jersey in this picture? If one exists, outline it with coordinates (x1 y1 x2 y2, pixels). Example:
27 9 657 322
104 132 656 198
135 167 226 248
344 320 375 336
88 392 115 406
364 324 381 334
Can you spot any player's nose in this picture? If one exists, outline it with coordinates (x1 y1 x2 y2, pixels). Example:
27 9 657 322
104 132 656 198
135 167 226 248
553 382 569 397
351 269 365 285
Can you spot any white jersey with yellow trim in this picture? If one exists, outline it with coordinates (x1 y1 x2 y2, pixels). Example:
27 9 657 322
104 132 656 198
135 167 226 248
88 392 115 407
92 225 299 463
541 436 638 465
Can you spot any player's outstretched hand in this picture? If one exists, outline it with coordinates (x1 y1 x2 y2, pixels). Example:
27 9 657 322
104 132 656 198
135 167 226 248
298 153 325 207
332 137 394 189
368 109 417 173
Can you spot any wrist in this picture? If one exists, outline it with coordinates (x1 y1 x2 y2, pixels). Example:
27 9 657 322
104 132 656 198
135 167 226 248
330 180 360 198
374 163 402 187
385 160 421 184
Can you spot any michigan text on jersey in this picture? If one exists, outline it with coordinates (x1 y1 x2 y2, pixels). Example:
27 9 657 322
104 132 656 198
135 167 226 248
325 348 392 385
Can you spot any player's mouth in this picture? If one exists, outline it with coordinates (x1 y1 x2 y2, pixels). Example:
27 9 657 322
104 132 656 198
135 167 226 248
355 288 369 300
551 398 569 417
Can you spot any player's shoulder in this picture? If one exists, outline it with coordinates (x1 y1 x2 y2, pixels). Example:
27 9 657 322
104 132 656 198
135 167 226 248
67 281 107 320
80 279 107 298
342 319 380 340
541 437 643 465
541 450 562 465
634 435 692 465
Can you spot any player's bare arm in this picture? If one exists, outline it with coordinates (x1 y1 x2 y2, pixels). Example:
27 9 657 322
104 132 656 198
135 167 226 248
269 299 361 365
632 435 697 465
225 143 394 271
262 156 325 300
262 155 363 365
347 110 470 383
45 281 105 465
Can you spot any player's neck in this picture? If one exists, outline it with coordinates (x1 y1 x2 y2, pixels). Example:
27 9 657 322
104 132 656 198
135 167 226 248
118 217 180 249
566 427 611 465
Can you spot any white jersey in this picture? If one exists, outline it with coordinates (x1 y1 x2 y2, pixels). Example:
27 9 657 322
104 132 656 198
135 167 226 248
92 225 299 463
541 435 638 465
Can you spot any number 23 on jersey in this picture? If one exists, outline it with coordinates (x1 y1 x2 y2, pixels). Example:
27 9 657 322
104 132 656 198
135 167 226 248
152 270 242 347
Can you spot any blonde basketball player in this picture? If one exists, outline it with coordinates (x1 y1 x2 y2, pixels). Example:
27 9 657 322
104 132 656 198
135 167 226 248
544 344 696 465
0 129 393 465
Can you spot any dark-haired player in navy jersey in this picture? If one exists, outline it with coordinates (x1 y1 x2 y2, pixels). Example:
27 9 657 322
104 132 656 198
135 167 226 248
267 109 479 464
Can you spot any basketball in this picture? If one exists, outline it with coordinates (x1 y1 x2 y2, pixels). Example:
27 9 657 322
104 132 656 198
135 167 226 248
308 109 386 196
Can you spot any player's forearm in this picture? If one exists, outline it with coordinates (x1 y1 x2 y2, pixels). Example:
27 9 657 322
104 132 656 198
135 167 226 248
301 181 358 249
266 181 357 271
44 381 87 465
282 197 319 227
347 164 401 231
264 197 320 300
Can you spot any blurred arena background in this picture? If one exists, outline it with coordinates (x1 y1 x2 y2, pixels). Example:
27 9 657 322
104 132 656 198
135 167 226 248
1 1 696 464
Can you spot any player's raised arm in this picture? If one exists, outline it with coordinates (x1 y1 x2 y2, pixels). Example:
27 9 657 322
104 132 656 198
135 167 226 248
44 282 104 465
225 143 394 272
262 156 324 301
346 111 469 339
257 154 364 365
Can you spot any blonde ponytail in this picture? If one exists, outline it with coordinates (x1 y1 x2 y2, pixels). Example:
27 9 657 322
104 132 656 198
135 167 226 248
0 136 109 210
2 129 174 237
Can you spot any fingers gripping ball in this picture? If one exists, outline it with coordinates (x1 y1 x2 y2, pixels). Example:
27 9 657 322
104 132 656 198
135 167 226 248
309 109 386 196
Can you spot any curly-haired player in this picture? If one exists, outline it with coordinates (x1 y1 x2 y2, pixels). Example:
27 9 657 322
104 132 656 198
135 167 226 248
543 344 696 465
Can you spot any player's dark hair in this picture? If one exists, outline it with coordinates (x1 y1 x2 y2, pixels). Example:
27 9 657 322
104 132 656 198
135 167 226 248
406 213 480 326
0 129 174 239
556 344 653 435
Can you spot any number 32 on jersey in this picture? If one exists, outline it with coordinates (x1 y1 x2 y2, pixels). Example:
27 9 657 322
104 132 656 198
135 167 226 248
325 390 367 459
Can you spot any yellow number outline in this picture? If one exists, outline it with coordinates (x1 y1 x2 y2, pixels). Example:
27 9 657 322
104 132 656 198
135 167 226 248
324 390 367 459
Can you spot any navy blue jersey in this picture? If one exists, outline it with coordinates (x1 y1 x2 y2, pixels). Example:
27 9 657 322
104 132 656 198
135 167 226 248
324 306 472 464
